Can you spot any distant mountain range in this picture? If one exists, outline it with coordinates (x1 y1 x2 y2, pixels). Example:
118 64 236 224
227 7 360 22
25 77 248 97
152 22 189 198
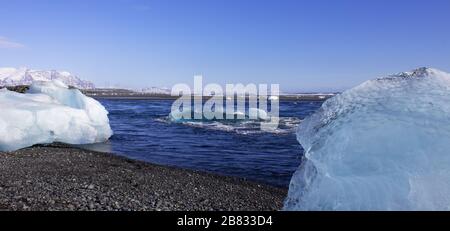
0 67 95 89
138 86 171 95
0 67 339 97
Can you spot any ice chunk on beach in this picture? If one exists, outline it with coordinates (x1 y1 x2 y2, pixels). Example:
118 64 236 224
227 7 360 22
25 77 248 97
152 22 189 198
0 80 112 151
285 68 450 211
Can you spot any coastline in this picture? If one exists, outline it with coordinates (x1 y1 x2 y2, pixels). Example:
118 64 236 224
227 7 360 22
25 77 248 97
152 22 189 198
88 95 333 101
0 144 287 211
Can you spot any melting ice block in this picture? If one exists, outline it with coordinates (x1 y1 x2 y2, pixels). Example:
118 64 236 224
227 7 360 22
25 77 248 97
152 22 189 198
285 68 450 211
0 80 112 151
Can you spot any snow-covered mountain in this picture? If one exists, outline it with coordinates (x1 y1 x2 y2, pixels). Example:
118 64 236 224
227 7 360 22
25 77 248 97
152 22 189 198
0 67 95 89
139 86 171 95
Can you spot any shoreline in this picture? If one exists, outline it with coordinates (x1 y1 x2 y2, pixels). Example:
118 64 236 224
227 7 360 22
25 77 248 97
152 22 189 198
89 95 332 101
0 144 287 211
3 85 335 102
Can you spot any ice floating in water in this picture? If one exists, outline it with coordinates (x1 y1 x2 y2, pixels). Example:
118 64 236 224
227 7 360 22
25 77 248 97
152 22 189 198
248 108 269 120
166 106 298 135
0 80 113 151
169 107 270 122
285 68 450 211
268 95 279 101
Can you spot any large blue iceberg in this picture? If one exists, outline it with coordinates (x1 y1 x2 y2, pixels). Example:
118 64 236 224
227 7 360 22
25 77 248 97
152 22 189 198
285 68 450 211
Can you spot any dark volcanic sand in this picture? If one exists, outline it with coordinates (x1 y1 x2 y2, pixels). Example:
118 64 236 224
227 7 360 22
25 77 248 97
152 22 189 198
0 145 287 211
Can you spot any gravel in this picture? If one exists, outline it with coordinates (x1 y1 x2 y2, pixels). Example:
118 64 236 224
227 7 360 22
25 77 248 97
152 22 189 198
0 145 287 211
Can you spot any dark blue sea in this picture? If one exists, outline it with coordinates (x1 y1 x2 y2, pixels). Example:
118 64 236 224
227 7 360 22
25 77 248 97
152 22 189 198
82 99 323 188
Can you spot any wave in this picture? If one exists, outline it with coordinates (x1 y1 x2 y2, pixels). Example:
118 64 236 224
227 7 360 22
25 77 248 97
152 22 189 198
156 116 301 135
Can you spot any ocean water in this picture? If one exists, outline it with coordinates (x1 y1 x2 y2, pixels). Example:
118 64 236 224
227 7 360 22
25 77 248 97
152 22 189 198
82 99 323 188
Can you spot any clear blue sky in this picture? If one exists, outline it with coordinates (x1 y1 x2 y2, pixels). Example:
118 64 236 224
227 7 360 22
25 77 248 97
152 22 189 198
0 0 449 92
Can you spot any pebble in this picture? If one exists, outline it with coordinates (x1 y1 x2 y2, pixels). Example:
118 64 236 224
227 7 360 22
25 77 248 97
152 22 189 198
0 145 286 211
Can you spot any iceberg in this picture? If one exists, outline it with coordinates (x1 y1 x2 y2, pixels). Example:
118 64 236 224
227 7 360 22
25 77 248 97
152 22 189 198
248 108 269 121
169 107 270 121
0 80 112 151
284 68 450 211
